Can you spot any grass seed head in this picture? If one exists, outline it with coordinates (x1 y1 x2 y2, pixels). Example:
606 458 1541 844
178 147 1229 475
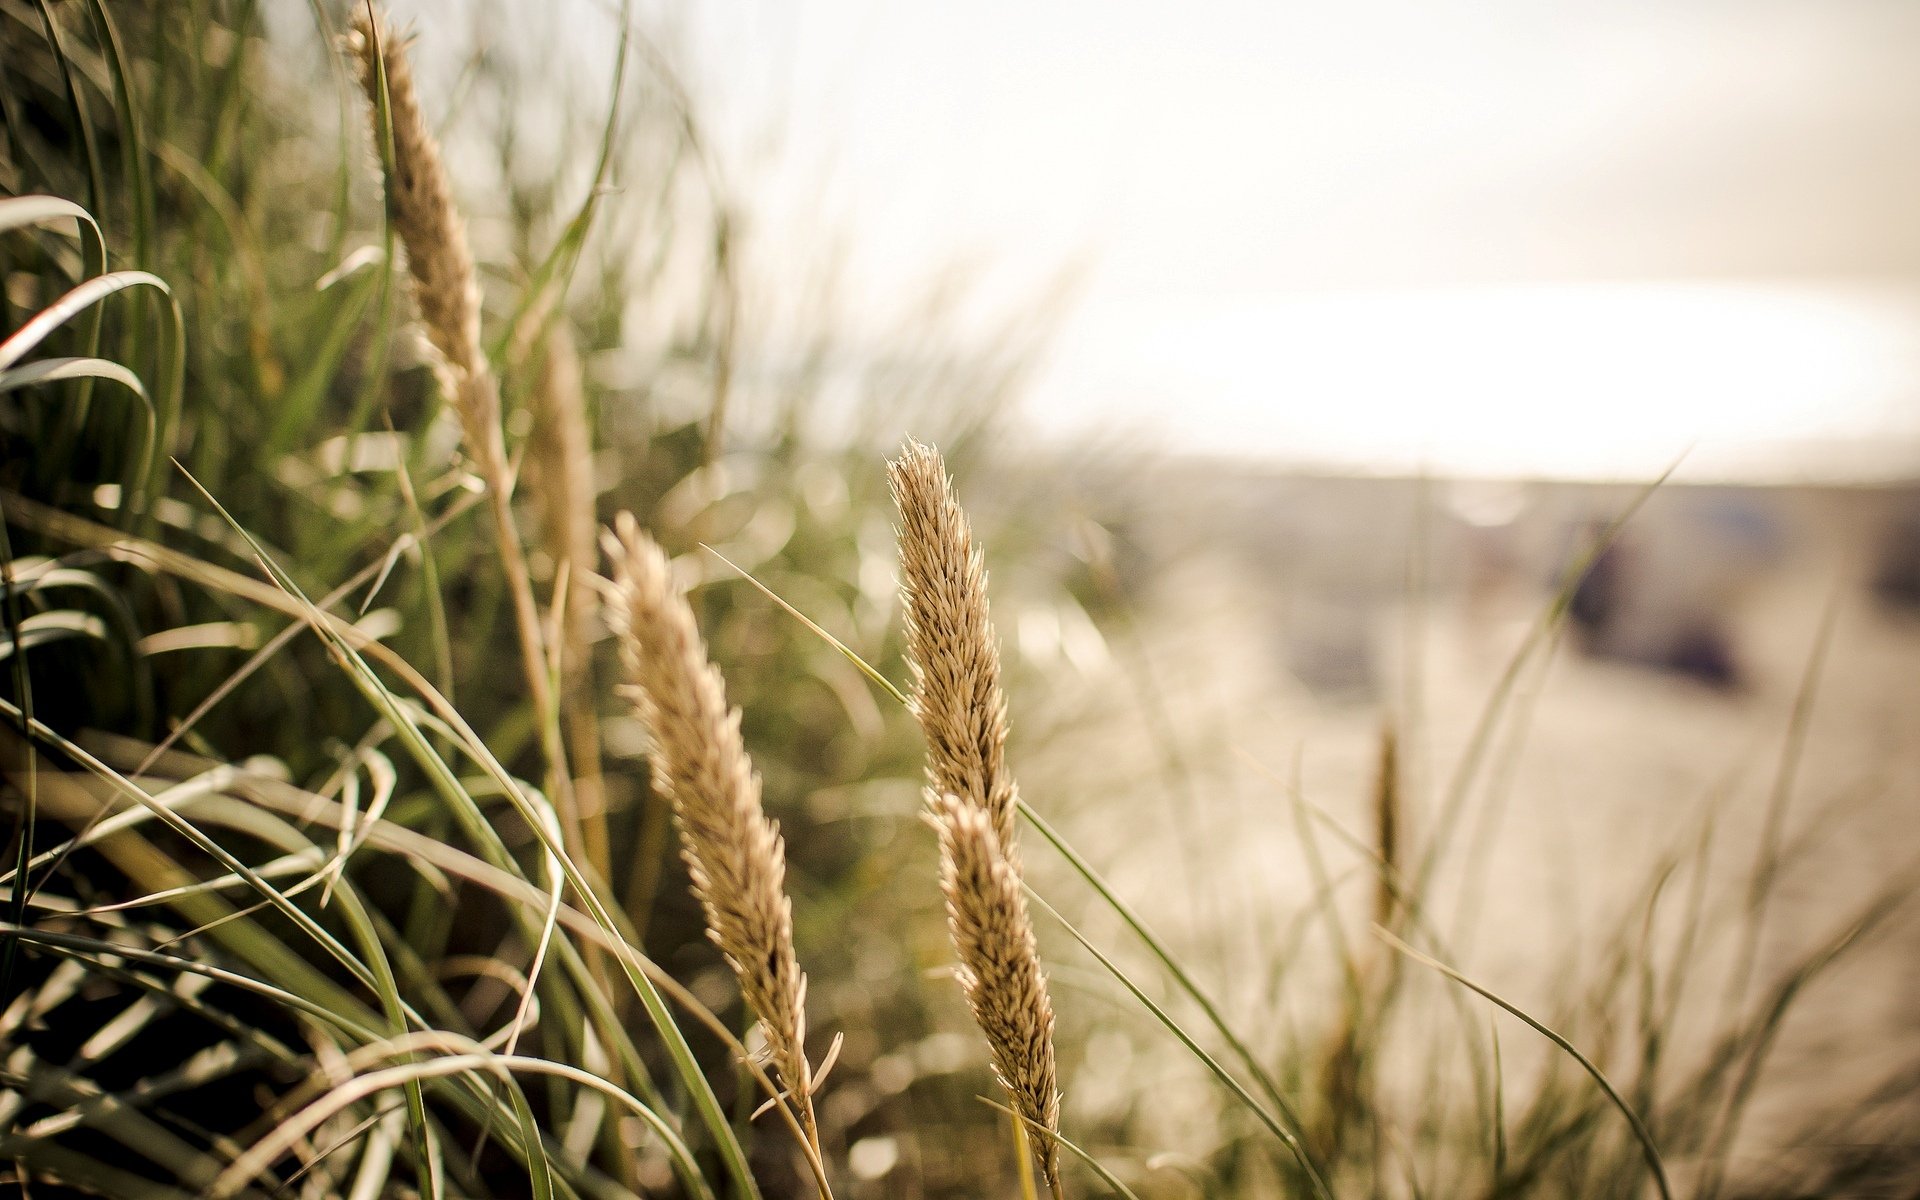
889 439 1019 856
346 6 499 459
933 792 1062 1191
602 512 818 1137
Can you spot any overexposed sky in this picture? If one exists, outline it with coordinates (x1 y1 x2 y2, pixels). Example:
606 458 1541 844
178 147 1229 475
695 0 1920 291
551 0 1920 476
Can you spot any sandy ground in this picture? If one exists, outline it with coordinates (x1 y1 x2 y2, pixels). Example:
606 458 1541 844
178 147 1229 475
1010 467 1920 1191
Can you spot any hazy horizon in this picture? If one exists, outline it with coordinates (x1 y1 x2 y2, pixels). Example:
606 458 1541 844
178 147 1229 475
523 0 1920 479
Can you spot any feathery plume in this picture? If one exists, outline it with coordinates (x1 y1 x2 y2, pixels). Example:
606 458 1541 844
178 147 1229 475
602 513 818 1140
1372 720 1400 932
888 439 1018 853
347 6 598 878
523 318 610 867
892 440 1063 1193
345 6 500 464
933 794 1062 1193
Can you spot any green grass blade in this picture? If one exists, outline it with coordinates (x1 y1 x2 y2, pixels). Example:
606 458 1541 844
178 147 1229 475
175 463 759 1198
1377 926 1673 1200
978 1095 1146 1200
1028 889 1334 1200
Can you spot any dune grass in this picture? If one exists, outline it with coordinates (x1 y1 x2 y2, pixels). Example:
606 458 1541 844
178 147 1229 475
3 2 1917 1197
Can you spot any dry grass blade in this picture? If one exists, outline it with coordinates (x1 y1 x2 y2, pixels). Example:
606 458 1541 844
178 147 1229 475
601 513 824 1160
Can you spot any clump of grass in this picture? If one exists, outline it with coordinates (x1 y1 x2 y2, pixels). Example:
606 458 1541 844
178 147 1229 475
602 511 825 1159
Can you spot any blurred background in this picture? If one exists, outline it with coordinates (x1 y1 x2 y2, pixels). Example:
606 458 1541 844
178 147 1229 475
667 0 1920 477
598 2 1920 1146
7 0 1920 1195
524 0 1920 1190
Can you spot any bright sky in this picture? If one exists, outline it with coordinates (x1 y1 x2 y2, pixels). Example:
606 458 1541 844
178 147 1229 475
579 0 1920 478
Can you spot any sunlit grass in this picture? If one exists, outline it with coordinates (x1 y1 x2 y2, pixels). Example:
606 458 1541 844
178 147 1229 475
2 3 1916 1198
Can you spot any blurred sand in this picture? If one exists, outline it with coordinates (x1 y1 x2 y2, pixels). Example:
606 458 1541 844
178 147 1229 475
1015 463 1920 1188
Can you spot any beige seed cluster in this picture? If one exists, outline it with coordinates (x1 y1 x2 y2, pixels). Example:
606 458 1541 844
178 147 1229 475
888 439 1019 854
525 320 597 640
891 440 1062 1193
345 7 500 463
933 794 1062 1191
602 513 817 1140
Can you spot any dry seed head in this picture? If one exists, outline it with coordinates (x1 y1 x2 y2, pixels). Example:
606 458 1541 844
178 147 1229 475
1372 721 1401 932
601 512 816 1135
933 793 1062 1190
346 7 499 458
524 319 598 646
889 440 1018 854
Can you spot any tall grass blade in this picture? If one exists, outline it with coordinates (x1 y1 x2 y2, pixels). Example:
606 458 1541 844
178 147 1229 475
1376 926 1674 1200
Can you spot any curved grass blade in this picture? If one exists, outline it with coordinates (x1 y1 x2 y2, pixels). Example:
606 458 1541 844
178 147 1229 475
0 195 103 246
0 610 109 659
174 463 761 1198
0 272 168 372
1027 889 1333 1200
1376 925 1673 1200
1 40 107 445
978 1095 1146 1200
0 355 146 399
0 270 170 496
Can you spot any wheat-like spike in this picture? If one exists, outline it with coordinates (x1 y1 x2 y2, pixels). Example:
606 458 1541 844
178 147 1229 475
525 320 598 636
933 793 1063 1193
347 6 600 878
523 316 611 870
345 6 499 462
602 512 818 1140
892 440 1064 1193
888 439 1018 855
1372 720 1401 933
